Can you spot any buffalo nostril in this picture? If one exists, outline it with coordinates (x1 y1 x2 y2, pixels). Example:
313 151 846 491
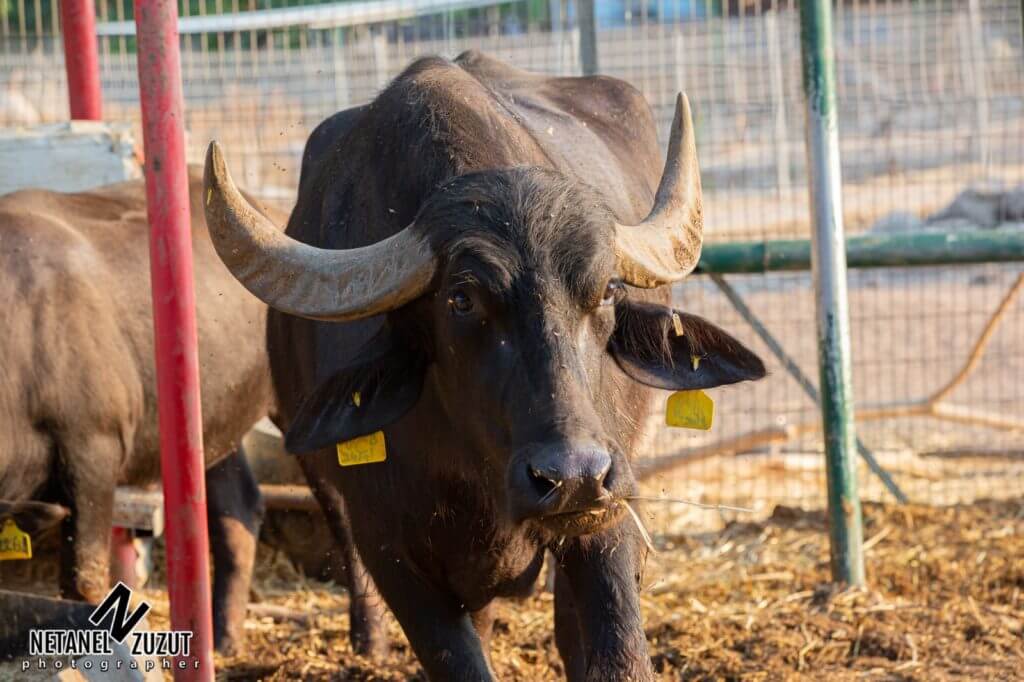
529 465 562 502
597 461 616 495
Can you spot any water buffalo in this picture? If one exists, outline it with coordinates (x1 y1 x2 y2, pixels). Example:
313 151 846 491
204 51 766 679
0 169 278 653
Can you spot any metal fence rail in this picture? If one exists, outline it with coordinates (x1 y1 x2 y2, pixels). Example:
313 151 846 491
2 0 1022 529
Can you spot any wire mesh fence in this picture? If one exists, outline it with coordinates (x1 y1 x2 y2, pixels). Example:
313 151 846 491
2 0 1022 528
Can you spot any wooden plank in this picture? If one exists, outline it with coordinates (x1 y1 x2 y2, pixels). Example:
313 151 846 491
112 483 322 533
112 488 164 536
634 427 791 480
0 122 140 195
259 485 320 513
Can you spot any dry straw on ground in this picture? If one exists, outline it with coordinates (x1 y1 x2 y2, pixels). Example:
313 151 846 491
128 499 1024 680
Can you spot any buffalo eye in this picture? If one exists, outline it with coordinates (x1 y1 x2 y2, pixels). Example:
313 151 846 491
448 288 474 316
600 280 625 307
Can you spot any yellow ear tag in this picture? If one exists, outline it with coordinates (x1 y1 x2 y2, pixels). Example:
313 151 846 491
665 390 714 430
337 431 386 467
0 518 32 560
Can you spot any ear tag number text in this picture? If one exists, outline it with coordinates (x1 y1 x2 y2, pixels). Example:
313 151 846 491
0 518 32 560
337 431 387 467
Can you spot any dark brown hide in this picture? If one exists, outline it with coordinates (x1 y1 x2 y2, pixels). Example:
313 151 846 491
261 52 764 680
272 52 665 679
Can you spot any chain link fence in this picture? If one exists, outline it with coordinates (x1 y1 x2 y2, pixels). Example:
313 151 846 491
2 0 1022 529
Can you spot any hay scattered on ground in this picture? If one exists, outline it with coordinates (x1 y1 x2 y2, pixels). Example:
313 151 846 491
138 499 1024 680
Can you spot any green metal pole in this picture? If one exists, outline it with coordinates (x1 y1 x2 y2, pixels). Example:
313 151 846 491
799 0 865 586
696 229 1024 274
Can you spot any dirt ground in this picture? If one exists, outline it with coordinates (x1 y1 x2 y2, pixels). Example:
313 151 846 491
125 499 1024 681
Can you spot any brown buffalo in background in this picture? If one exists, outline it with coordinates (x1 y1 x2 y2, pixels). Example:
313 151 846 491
0 169 283 654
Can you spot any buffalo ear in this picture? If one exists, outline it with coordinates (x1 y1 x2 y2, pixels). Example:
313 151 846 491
0 500 70 536
285 340 426 455
609 300 766 390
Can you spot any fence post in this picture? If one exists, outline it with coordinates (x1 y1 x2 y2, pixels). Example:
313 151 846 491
486 5 501 36
134 0 215 678
798 0 865 586
372 32 390 91
59 0 102 120
765 10 791 196
966 0 989 169
577 0 598 76
331 29 350 112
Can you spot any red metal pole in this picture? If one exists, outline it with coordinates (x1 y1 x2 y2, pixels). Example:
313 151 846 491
109 526 140 589
133 1 214 679
60 0 102 120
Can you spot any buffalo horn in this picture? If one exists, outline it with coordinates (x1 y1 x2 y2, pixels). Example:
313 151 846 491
203 141 436 321
614 93 704 288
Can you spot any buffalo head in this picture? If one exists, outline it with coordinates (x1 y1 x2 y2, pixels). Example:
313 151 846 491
203 95 764 538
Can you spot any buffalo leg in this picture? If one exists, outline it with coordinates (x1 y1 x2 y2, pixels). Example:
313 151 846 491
552 522 653 681
336 518 388 658
57 433 120 604
206 447 264 655
298 453 388 658
553 566 586 680
360 547 493 680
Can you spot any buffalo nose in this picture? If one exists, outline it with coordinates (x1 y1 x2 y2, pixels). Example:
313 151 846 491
524 445 613 514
